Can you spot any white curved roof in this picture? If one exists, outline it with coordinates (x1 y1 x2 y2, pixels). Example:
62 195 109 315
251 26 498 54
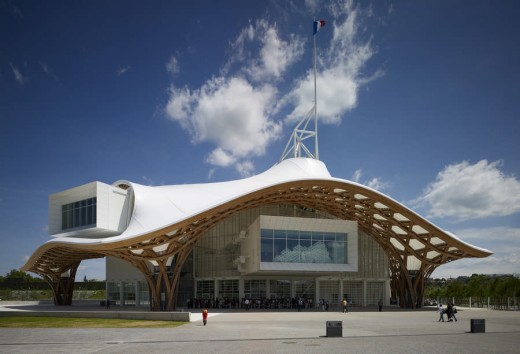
115 158 334 242
22 157 491 275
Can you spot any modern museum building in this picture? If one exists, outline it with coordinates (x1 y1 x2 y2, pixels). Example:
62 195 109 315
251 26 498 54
22 157 492 311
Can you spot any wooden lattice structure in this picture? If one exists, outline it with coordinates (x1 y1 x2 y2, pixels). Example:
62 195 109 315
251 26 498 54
22 175 491 310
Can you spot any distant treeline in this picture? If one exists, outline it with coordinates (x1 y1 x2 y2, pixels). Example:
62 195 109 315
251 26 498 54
0 269 105 291
425 274 520 299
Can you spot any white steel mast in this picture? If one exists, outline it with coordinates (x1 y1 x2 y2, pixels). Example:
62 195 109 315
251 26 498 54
280 19 324 163
313 18 319 160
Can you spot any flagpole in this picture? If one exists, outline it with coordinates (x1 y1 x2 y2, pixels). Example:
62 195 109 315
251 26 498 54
313 20 319 160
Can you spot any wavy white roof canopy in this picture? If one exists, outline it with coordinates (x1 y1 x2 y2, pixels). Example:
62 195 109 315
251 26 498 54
22 157 491 309
23 157 491 272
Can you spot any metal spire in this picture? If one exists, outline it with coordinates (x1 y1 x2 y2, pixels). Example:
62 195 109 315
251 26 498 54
280 19 324 163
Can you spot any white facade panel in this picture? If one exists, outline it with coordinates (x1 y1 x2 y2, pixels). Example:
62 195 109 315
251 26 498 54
106 256 146 282
240 217 260 273
48 181 131 238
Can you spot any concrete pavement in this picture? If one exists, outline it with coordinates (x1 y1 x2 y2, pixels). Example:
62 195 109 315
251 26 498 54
0 304 519 353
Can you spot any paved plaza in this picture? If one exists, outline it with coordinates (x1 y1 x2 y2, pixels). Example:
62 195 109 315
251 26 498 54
0 304 519 353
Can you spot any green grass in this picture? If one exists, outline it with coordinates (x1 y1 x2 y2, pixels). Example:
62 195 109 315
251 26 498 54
0 316 185 328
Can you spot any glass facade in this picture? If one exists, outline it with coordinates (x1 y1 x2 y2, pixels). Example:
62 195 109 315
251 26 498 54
107 281 121 305
196 280 215 299
270 280 291 299
294 280 315 299
244 280 266 299
123 282 136 305
261 229 347 264
138 282 150 306
319 280 340 309
106 205 390 308
343 280 363 306
367 281 385 306
61 197 96 230
219 279 239 299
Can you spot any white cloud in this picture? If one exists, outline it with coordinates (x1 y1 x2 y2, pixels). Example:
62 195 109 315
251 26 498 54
352 169 362 182
432 255 519 278
415 160 520 221
117 65 131 76
165 2 381 176
206 147 236 167
141 176 164 186
10 62 26 85
366 177 389 191
224 19 305 83
432 226 520 277
284 1 379 124
455 226 520 243
39 61 59 81
432 250 519 278
165 76 282 172
207 168 216 180
166 55 180 76
304 0 320 13
351 168 389 191
236 160 255 177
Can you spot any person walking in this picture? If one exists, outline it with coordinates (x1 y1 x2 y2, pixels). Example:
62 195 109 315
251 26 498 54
202 308 208 326
438 304 445 322
446 303 453 322
447 303 457 322
342 298 348 313
378 298 383 312
449 303 458 322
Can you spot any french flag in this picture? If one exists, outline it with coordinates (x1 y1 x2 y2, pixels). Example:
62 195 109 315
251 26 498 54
313 20 325 35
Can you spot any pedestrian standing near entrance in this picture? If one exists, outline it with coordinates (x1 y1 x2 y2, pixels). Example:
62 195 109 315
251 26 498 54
202 308 208 326
378 298 383 312
342 298 348 313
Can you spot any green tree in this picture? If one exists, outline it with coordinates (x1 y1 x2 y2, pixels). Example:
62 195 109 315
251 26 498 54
4 269 41 282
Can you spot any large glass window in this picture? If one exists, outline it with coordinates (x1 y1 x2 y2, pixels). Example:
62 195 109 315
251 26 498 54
295 280 315 299
270 280 291 299
219 279 239 299
343 280 363 307
366 281 384 306
244 280 266 299
61 197 96 230
107 281 121 306
261 228 348 264
196 280 215 299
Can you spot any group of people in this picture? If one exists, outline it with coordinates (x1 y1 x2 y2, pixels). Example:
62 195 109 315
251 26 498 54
186 297 316 311
438 303 458 322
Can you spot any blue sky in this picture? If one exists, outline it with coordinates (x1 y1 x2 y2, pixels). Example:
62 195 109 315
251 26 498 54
1 0 519 280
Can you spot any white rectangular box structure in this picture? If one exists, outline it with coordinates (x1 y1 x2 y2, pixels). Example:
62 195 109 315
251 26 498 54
48 181 131 238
